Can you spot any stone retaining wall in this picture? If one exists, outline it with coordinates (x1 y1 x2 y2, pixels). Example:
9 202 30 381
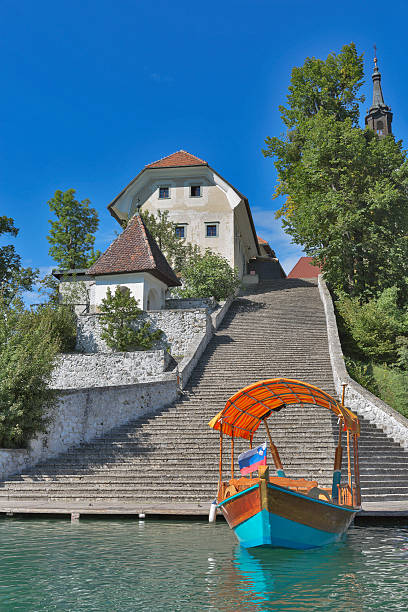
318 275 408 449
76 309 211 358
50 350 171 389
0 376 178 480
165 297 216 311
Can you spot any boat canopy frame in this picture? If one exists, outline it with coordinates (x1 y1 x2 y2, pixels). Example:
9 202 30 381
208 378 360 440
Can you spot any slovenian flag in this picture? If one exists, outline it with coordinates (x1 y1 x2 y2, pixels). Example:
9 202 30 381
238 443 267 475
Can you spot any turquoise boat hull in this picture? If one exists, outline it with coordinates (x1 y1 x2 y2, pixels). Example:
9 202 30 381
234 508 346 549
218 481 358 550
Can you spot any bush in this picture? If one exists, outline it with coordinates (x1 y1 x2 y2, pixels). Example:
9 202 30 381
176 250 240 301
336 287 408 365
99 286 163 351
0 300 59 448
30 304 77 352
344 357 379 396
373 364 408 418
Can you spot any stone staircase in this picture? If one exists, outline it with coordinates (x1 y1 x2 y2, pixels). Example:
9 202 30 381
1 279 408 508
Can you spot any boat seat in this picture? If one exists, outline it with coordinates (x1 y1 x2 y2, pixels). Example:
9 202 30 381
227 476 318 495
269 476 318 493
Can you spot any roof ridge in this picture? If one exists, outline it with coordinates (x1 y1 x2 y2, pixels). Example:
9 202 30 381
138 215 157 267
145 150 207 168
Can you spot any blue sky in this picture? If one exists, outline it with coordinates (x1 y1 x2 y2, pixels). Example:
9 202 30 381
1 0 407 297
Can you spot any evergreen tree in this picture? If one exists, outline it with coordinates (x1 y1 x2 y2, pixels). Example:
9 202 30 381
47 189 101 269
99 286 163 351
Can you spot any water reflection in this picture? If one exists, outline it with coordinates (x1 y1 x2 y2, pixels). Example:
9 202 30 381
0 519 407 611
211 524 408 611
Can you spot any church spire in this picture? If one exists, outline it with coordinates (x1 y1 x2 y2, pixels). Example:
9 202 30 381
365 46 393 136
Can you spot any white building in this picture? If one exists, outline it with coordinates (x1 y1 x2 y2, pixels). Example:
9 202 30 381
107 150 284 280
55 214 181 312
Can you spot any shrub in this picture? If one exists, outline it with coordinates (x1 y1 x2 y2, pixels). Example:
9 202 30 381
344 357 379 397
176 250 240 301
336 287 408 365
0 300 59 448
372 364 408 418
29 304 77 352
99 286 163 351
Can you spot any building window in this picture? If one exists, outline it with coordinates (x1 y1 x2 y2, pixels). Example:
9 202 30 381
206 223 218 237
175 225 185 239
190 185 201 197
159 186 170 199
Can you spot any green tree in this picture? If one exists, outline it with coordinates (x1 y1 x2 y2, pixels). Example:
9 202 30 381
0 298 60 448
99 286 163 351
277 42 365 130
141 210 199 272
263 43 408 300
176 250 240 301
0 216 38 304
47 189 101 269
336 286 408 365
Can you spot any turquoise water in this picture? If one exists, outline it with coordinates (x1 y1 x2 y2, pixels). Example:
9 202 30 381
0 518 407 611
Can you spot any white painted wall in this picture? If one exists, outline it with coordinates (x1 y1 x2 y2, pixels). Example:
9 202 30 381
93 273 167 310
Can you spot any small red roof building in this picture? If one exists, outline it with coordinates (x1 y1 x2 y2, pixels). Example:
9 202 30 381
287 257 321 279
88 214 180 288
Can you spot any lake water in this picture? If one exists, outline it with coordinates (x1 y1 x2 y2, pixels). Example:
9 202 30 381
0 517 407 611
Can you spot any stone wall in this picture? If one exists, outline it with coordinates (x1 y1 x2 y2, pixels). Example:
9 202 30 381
76 309 211 358
0 377 178 481
50 350 172 389
165 297 216 311
318 276 408 449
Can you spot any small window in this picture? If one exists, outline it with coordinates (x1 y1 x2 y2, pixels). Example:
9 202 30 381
206 224 218 237
175 225 185 239
159 186 169 199
190 185 201 197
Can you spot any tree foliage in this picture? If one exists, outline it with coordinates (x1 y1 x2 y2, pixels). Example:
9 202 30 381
278 42 365 130
47 189 101 269
0 299 60 448
99 286 163 352
0 216 38 304
175 250 240 301
264 43 408 300
140 210 199 273
336 287 408 366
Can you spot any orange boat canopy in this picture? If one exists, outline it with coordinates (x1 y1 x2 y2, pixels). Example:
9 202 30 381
208 378 360 440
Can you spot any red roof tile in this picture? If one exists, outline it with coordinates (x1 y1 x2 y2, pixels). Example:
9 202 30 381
287 257 321 279
88 214 181 287
145 150 207 169
257 235 268 245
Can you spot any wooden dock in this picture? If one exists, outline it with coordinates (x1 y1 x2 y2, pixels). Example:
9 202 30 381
0 501 407 521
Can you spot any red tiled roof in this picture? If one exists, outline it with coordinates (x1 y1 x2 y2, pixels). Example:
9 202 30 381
287 257 322 279
257 235 268 245
88 214 181 287
145 150 207 169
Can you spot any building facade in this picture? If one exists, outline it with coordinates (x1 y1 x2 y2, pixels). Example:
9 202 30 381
107 150 262 279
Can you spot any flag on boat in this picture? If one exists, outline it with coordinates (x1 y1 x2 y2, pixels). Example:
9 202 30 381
238 442 267 475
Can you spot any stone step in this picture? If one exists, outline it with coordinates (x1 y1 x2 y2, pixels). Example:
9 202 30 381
2 280 407 507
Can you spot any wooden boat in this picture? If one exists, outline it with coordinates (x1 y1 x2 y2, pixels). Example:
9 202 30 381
208 378 361 550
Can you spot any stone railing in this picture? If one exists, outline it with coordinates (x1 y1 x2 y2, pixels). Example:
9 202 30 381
0 376 178 481
165 297 216 311
318 275 408 449
50 350 172 389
